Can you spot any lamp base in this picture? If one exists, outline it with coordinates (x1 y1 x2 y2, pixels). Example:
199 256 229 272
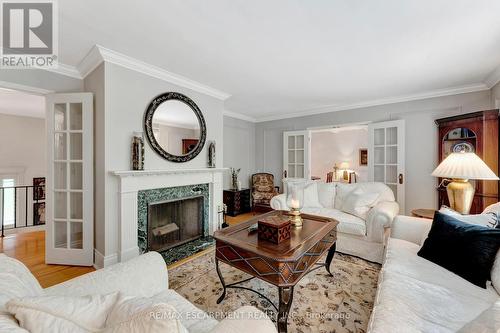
289 208 303 228
446 179 475 214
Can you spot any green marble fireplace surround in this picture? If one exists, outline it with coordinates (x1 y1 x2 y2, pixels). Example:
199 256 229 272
137 183 214 265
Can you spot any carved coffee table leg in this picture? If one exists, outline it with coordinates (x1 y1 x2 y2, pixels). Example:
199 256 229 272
215 258 227 304
277 286 294 333
325 242 336 276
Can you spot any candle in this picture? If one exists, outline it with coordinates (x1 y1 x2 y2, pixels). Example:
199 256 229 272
290 198 300 209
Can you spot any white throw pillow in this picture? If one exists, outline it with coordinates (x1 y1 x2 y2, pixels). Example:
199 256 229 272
458 299 500 333
439 206 499 228
302 182 322 208
341 189 379 220
491 251 500 294
317 182 336 208
6 292 119 333
334 183 356 210
106 294 187 333
0 254 43 314
483 202 500 215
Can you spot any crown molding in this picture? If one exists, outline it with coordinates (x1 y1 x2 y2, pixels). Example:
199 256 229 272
223 110 257 123
0 80 54 95
44 63 82 79
255 82 490 122
76 45 231 101
485 64 500 88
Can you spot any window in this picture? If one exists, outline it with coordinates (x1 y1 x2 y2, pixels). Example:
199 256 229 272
1 178 15 226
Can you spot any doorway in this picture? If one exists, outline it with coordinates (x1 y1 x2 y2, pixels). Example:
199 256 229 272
309 125 369 183
0 88 47 235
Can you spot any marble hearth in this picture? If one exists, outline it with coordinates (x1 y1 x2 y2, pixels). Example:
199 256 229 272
112 168 226 263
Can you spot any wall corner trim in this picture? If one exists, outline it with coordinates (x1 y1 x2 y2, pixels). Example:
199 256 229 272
485 64 500 89
93 249 118 269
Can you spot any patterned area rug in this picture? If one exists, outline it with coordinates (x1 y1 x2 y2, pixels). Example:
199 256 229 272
169 248 380 333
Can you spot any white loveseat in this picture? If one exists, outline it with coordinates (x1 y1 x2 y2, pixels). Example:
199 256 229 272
0 252 277 333
271 181 399 263
368 215 500 332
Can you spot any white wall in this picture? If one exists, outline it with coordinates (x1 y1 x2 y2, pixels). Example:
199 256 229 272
223 116 256 189
311 129 368 181
255 90 493 215
85 62 225 265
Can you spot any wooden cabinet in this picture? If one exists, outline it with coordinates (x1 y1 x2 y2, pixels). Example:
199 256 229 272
223 189 251 216
436 110 499 213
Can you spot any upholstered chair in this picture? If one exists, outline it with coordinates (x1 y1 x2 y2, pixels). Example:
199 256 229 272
251 173 280 212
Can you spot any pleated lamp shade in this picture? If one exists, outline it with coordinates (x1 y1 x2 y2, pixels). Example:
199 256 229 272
431 152 499 180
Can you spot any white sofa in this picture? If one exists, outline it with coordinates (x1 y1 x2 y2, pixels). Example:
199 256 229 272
368 215 500 332
0 252 277 333
271 181 399 263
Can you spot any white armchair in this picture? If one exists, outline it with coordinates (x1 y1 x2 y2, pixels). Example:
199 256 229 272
270 181 399 263
0 252 277 333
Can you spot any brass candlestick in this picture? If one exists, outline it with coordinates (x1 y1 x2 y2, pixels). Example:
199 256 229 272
290 208 303 228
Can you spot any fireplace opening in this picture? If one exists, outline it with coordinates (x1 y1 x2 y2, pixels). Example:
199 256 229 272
147 196 204 252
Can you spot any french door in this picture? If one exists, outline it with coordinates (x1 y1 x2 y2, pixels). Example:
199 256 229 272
283 130 311 180
46 93 93 266
368 120 405 212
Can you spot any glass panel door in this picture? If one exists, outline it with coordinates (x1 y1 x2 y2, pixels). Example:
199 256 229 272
368 120 405 212
46 94 93 266
283 131 310 180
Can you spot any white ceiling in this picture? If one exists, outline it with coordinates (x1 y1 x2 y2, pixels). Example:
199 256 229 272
0 89 45 118
55 0 500 121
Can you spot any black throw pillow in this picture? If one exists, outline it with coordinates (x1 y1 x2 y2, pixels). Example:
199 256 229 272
417 211 500 288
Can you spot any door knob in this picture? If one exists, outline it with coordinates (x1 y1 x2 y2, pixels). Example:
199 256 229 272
398 174 404 184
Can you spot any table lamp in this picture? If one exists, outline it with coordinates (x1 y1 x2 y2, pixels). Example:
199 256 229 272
431 152 499 214
340 161 350 181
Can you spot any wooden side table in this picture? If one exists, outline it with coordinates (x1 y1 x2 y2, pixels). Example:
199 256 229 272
223 188 251 216
411 209 436 219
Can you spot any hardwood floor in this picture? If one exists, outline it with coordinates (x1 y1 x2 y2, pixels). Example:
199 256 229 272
0 212 261 288
0 231 95 288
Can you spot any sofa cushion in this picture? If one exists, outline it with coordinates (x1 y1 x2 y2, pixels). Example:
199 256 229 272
458 298 500 333
0 254 43 313
150 290 218 333
6 292 119 333
302 207 366 236
317 182 335 208
418 212 500 288
341 189 379 220
369 238 499 333
106 294 188 333
384 238 498 300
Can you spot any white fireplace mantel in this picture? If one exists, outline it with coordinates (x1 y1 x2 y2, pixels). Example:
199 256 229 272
111 167 228 263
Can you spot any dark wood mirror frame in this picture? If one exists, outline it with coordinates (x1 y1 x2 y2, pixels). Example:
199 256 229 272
144 92 207 163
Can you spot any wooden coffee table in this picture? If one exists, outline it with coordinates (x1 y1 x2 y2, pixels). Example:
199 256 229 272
213 210 338 333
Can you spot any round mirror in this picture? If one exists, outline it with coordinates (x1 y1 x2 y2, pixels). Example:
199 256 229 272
144 92 206 162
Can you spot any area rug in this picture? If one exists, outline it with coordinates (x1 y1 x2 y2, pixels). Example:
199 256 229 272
169 248 380 333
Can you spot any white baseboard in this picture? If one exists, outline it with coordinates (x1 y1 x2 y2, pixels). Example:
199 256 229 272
93 249 118 269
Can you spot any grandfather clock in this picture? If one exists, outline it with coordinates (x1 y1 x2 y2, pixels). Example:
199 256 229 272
435 110 499 214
